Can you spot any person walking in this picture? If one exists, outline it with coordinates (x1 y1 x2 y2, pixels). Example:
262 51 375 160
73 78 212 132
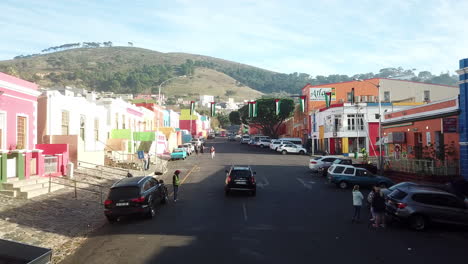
371 188 386 228
195 145 199 155
143 152 149 171
145 153 151 170
367 186 377 223
352 185 364 223
210 146 215 159
200 144 204 154
172 170 181 202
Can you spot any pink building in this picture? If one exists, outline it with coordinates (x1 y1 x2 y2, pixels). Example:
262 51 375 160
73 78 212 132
0 72 68 185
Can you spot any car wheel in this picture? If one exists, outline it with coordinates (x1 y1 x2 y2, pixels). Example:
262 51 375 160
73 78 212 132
106 216 117 223
338 181 349 189
409 215 427 231
161 194 168 204
299 150 305 155
282 150 287 155
146 200 156 219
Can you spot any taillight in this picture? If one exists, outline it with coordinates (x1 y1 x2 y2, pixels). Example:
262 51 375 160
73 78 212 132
104 199 113 206
131 196 145 203
227 176 232 183
397 203 407 209
310 161 317 164
250 177 256 184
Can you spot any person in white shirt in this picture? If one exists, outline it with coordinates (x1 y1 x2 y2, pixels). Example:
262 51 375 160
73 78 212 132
352 185 364 223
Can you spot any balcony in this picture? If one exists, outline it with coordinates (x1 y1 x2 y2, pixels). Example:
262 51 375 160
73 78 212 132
324 125 365 133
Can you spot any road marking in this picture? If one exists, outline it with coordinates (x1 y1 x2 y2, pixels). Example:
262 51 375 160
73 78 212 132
296 178 312 190
243 203 248 222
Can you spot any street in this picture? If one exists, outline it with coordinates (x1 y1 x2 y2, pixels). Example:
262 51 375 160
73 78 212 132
63 138 468 264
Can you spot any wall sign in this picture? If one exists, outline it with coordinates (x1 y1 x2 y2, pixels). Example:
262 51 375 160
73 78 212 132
442 118 457 133
309 87 336 101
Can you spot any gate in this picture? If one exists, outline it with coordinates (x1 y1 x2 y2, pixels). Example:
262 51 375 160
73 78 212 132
44 156 58 174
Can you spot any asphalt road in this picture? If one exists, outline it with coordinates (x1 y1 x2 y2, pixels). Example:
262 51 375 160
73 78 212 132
63 138 468 264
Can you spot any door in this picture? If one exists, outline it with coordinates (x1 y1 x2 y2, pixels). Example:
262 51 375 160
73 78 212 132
7 157 16 178
355 169 375 186
414 133 423 159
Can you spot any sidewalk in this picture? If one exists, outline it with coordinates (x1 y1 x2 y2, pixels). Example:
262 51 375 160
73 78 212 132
0 163 171 263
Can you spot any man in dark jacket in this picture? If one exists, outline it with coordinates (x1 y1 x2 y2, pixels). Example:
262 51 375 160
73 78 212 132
173 170 181 202
371 188 386 228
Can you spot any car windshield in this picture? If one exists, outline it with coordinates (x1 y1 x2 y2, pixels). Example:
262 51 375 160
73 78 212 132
230 170 251 178
173 149 183 153
108 187 140 200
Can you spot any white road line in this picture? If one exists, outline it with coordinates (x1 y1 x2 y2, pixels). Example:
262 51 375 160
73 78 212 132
296 178 312 190
243 203 248 221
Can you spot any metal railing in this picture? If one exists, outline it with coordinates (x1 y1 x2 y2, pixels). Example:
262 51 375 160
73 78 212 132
324 125 365 133
45 175 106 204
368 156 459 177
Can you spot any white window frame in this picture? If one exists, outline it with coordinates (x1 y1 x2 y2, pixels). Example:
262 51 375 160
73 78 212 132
16 114 28 150
0 111 7 149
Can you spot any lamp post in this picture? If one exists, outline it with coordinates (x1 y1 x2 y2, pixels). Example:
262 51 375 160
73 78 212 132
155 75 186 163
355 79 383 173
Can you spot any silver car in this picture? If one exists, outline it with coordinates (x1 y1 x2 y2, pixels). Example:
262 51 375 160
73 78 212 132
386 185 468 230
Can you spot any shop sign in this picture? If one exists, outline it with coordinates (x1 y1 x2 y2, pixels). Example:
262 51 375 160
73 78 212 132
309 87 336 101
442 118 457 133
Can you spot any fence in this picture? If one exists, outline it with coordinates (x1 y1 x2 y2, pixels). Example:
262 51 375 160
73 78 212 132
45 175 106 204
44 156 58 174
367 156 459 177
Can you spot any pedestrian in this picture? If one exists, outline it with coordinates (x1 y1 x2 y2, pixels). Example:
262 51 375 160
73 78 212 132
371 187 386 228
210 146 215 159
145 152 151 170
200 144 204 154
195 145 199 155
352 185 364 223
173 170 181 202
367 185 377 222
143 152 149 170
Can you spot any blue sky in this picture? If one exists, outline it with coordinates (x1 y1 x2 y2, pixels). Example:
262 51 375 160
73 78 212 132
0 0 466 76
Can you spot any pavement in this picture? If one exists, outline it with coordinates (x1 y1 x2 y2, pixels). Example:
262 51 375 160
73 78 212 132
55 137 468 264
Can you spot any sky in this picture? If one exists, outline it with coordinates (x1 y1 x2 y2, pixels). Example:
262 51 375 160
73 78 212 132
0 0 466 76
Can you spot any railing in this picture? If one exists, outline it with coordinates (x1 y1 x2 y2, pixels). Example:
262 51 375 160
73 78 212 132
368 156 459 177
44 156 58 174
324 125 365 133
45 175 106 204
77 160 134 178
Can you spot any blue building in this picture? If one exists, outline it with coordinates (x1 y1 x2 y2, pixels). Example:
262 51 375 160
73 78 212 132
457 59 468 180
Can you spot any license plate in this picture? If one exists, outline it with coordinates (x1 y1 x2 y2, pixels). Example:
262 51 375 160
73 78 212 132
116 202 129 206
236 181 247 185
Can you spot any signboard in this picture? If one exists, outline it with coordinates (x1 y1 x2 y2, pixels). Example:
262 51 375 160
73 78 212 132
387 132 405 143
137 150 144 160
442 118 457 133
309 87 336 101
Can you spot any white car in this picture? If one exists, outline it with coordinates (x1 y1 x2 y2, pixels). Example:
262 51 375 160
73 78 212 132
256 139 271 148
235 134 242 139
185 143 195 153
179 144 192 155
277 144 307 155
241 135 251 144
190 138 202 147
270 140 293 151
309 156 340 171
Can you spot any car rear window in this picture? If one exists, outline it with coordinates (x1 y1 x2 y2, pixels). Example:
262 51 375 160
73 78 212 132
343 168 355 175
389 189 408 200
230 170 251 178
108 187 140 200
333 166 346 173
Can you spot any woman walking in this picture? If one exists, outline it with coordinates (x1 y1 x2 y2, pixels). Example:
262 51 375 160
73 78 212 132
210 146 215 159
371 188 386 228
352 185 364 223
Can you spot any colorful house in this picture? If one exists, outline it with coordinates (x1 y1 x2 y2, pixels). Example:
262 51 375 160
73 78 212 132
179 109 202 136
0 72 68 187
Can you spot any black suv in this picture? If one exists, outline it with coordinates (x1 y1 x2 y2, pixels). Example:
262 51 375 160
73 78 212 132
225 166 257 196
104 176 168 222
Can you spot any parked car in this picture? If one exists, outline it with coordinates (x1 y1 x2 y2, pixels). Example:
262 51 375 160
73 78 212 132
317 158 378 176
178 144 192 155
228 134 236 141
185 142 195 153
235 134 242 139
270 140 292 151
382 180 468 199
257 139 272 148
170 148 187 160
104 176 168 222
190 138 202 147
277 144 307 155
208 133 215 139
309 156 340 172
225 165 256 196
277 137 303 148
327 164 394 189
386 185 468 230
241 135 251 144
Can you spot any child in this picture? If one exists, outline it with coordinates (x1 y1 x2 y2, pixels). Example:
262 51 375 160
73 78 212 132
352 185 364 223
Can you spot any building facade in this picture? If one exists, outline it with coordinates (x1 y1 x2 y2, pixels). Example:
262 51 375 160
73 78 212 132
457 58 468 180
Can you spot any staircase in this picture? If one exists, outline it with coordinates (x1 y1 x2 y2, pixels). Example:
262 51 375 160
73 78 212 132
0 176 64 199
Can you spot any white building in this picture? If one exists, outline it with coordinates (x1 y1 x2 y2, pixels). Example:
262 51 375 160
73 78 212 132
199 95 215 108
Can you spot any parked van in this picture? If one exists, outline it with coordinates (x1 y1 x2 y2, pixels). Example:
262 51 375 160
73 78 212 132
278 137 303 147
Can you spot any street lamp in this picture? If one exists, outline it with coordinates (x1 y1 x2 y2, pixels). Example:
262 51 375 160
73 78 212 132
354 79 383 174
155 75 187 164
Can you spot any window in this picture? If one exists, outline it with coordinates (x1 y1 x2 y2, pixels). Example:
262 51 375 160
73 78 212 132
0 113 5 149
322 158 337 162
343 168 355 175
80 115 86 141
16 116 27 149
61 111 69 135
384 91 390 102
347 92 353 102
356 169 371 177
333 166 346 174
94 118 99 141
424 90 430 102
347 114 355 130
142 181 152 192
346 114 364 130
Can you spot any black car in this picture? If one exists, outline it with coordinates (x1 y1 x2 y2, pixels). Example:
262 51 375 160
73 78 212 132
104 176 168 222
225 166 256 196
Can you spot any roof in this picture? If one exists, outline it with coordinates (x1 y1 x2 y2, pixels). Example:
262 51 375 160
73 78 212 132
302 78 457 91
396 185 453 195
112 176 148 188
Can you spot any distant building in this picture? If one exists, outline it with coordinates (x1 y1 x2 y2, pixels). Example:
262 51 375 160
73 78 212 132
199 95 214 108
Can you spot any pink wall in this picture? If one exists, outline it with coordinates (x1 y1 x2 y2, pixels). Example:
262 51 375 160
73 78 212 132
35 143 69 176
179 120 199 135
0 73 39 150
368 122 380 156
